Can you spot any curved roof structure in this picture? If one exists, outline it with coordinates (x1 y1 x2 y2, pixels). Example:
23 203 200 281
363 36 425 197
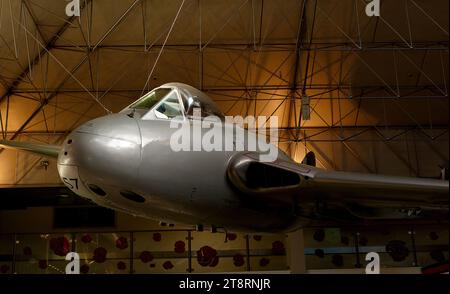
0 0 448 185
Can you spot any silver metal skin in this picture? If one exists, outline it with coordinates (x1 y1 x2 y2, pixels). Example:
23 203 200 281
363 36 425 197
2 83 448 232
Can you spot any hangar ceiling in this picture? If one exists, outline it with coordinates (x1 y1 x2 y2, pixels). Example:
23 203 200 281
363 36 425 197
0 0 448 186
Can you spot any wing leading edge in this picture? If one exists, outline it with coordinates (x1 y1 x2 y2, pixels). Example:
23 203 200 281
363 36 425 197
0 140 61 158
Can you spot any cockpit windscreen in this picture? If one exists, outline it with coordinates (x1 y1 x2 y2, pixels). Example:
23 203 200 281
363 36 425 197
128 88 171 110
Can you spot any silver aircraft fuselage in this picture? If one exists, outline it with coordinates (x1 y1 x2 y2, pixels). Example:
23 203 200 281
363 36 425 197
57 115 296 232
54 83 448 233
57 83 296 232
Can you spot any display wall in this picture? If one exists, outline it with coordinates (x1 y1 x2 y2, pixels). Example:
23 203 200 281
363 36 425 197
0 221 447 274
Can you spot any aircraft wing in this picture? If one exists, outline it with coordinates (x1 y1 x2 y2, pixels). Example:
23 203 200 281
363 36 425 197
0 140 61 158
227 152 449 219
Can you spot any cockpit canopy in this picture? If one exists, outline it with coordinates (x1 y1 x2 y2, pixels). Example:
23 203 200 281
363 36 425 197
122 83 224 120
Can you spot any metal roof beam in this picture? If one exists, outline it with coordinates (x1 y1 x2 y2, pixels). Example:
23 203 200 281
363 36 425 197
0 0 92 105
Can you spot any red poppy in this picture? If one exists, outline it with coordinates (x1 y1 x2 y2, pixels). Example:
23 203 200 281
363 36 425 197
174 240 185 253
163 261 174 270
259 258 270 267
227 233 237 241
115 236 128 250
233 254 244 267
315 249 325 258
93 247 107 263
117 261 127 271
81 234 92 243
197 246 219 267
272 241 285 255
332 254 344 267
386 240 410 262
49 236 70 256
153 233 162 242
80 264 90 274
38 260 48 269
140 251 154 263
253 235 262 241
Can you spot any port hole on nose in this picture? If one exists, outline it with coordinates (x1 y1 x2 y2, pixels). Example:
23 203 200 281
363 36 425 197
67 139 72 144
64 152 68 156
88 184 107 196
120 190 145 203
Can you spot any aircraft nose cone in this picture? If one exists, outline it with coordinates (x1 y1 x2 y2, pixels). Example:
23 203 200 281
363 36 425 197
58 114 142 184
76 114 142 145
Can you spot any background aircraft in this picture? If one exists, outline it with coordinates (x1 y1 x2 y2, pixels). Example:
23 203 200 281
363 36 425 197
1 83 448 233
